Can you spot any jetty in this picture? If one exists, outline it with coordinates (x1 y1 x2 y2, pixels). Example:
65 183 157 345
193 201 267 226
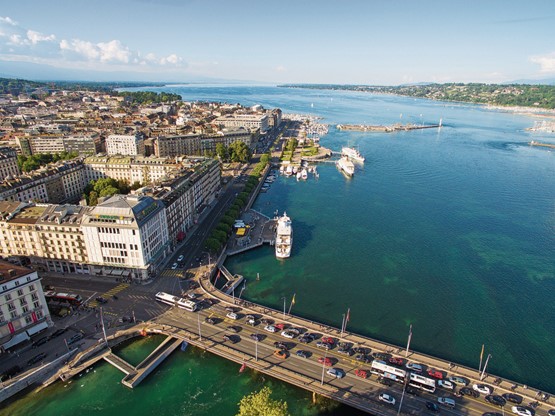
336 123 442 132
529 140 555 149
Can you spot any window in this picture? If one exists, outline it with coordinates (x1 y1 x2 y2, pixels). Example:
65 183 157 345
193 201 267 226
29 284 35 291
5 294 11 301
22 306 29 313
19 298 27 306
25 315 33 325
10 311 17 319
17 289 24 297
33 301 40 309
31 293 38 301
7 303 15 311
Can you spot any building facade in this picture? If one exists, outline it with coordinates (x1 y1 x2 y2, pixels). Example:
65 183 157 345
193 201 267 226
0 147 20 179
105 134 145 156
213 114 269 133
155 129 253 157
0 262 51 351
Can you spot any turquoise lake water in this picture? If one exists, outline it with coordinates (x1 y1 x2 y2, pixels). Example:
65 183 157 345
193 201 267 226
3 85 554 415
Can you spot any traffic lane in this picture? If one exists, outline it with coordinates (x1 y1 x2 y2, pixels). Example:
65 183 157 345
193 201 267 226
160 308 506 416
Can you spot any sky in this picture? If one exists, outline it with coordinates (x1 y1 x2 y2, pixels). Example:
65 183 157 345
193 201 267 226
1 0 555 85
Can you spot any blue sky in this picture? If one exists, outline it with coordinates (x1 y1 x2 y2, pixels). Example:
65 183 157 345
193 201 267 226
1 0 554 84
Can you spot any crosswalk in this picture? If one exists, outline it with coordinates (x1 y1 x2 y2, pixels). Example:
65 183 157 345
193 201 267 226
88 283 130 308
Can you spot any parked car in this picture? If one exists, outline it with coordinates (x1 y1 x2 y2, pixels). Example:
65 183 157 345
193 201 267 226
379 393 396 405
177 254 184 262
171 263 178 270
473 383 494 395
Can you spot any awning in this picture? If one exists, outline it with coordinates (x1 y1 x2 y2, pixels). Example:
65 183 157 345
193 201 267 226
2 331 30 350
26 321 49 336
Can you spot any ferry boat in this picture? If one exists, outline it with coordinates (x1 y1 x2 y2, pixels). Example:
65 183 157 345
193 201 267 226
336 156 355 177
341 147 365 163
275 212 293 259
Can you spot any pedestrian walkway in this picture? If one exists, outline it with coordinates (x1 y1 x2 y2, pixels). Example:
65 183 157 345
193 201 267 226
88 283 129 307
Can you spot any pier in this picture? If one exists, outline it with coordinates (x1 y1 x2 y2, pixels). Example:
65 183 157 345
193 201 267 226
529 140 555 149
336 123 442 132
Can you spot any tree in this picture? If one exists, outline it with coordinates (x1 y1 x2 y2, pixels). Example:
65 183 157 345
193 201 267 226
216 143 228 161
237 386 289 416
89 191 98 206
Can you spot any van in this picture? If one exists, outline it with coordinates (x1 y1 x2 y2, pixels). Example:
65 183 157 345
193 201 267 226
438 397 456 408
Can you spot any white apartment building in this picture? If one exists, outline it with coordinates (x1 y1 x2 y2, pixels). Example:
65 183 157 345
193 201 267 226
81 195 169 280
213 114 269 133
105 134 145 156
0 262 51 351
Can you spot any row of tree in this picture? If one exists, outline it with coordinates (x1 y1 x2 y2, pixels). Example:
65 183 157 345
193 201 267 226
83 178 142 206
17 152 79 173
204 153 270 253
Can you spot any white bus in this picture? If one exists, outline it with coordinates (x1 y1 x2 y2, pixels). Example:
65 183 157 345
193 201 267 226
370 360 407 383
408 372 436 393
155 292 180 306
177 298 198 312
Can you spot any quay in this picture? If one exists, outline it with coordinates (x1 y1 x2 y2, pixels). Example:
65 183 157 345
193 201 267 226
529 140 555 149
226 209 277 257
337 123 442 132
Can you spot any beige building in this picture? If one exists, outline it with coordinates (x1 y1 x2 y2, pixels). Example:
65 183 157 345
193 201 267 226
0 261 51 351
213 114 269 133
83 155 181 185
0 147 20 179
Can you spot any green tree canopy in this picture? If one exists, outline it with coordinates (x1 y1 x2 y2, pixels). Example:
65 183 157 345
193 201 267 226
237 386 289 416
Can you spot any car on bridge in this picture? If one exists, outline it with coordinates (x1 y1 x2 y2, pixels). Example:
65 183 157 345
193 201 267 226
379 393 396 406
388 356 404 366
296 350 310 359
405 362 423 373
502 393 523 404
426 402 439 412
316 341 332 350
226 325 240 333
321 336 335 345
273 349 288 359
354 369 368 379
459 387 479 397
427 369 444 379
318 357 332 366
473 383 494 395
205 317 217 325
438 397 456 408
511 406 535 416
264 325 278 333
326 368 345 379
486 395 507 407
250 333 263 342
438 379 455 390
280 330 296 339
448 375 469 386
273 341 289 350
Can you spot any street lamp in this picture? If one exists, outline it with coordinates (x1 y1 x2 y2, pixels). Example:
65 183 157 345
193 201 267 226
320 350 327 385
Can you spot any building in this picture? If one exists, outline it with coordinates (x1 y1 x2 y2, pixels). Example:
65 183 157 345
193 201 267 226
0 147 20 179
105 133 145 156
81 195 170 280
213 114 269 133
155 128 252 157
0 160 86 204
0 261 51 351
83 155 181 185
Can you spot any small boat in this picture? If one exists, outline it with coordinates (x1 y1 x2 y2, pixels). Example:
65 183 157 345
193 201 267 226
181 341 188 351
284 165 293 176
301 169 308 180
292 166 298 174
296 172 302 180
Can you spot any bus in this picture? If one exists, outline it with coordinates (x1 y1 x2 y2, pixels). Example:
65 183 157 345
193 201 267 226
370 360 407 383
177 298 198 312
408 372 436 393
155 292 180 306
44 291 83 306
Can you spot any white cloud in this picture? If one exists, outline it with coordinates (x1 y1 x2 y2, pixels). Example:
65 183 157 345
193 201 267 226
530 52 555 73
0 15 185 71
276 65 286 72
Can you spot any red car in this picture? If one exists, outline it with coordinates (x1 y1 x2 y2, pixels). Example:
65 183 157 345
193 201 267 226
274 323 286 330
389 357 404 366
321 336 335 345
427 369 443 379
355 369 368 379
318 357 332 366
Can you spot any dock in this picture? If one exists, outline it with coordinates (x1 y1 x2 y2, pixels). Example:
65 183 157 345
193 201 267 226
336 123 441 132
226 209 276 256
529 140 555 149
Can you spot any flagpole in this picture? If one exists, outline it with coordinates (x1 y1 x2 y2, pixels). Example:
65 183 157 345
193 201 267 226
479 344 485 373
287 293 296 315
480 354 492 381
340 313 345 338
344 308 350 335
405 324 412 358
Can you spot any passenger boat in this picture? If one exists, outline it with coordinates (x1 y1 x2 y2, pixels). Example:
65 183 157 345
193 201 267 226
336 156 355 177
275 212 293 259
341 147 365 163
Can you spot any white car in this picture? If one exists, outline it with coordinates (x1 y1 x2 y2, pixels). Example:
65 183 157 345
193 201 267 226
512 406 534 416
326 368 345 379
171 263 178 269
438 379 455 390
447 376 468 386
177 254 184 262
226 312 238 320
405 362 423 372
281 330 296 339
473 383 493 395
264 325 277 333
378 393 396 406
